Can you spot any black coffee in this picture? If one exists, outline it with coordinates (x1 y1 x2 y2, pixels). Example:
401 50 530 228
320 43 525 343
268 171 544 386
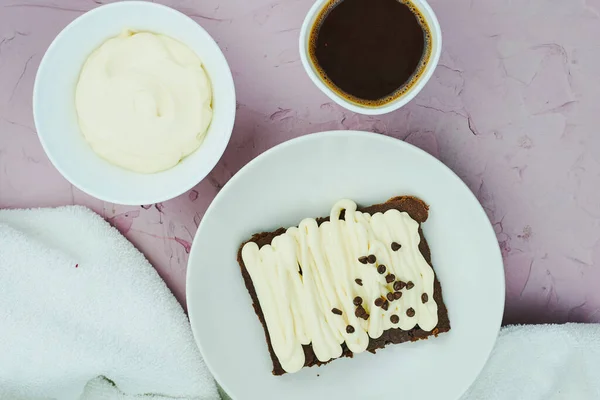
309 0 431 106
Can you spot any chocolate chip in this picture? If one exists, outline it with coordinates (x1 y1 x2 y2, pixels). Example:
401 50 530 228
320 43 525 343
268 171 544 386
394 291 403 300
355 306 369 320
391 242 402 251
367 254 376 264
406 307 415 317
393 281 406 291
374 297 384 307
385 274 395 283
346 325 355 334
353 296 363 306
406 281 415 290
386 292 395 302
331 308 342 315
377 264 387 274
355 278 363 286
382 300 389 311
421 293 429 303
358 256 368 264
390 314 400 324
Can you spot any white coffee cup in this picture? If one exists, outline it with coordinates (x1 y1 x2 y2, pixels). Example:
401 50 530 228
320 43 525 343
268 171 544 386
299 0 441 116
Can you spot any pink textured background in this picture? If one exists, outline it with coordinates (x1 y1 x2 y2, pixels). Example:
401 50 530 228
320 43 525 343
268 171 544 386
1 0 599 324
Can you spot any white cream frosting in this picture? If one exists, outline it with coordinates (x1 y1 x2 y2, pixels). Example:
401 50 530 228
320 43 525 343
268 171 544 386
75 30 213 173
241 199 439 373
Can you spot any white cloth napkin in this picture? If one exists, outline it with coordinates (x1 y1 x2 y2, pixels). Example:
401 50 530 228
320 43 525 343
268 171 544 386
0 206 219 400
462 323 600 400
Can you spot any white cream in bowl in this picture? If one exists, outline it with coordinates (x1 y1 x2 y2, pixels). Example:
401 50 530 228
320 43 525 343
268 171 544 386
76 30 213 173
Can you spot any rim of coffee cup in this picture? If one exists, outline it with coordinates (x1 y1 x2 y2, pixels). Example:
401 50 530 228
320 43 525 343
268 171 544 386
299 0 442 116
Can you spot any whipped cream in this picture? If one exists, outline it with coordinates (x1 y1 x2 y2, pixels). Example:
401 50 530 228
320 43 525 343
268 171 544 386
241 199 439 373
75 30 213 173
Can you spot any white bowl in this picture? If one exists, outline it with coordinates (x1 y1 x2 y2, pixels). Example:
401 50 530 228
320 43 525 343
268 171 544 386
299 0 441 116
33 1 236 205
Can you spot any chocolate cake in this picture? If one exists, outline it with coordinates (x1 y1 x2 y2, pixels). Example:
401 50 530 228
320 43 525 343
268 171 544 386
237 196 450 376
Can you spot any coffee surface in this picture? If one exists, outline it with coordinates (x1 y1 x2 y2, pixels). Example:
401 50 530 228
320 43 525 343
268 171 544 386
310 0 430 105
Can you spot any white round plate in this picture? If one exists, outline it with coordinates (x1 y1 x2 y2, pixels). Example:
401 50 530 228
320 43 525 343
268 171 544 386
187 130 504 400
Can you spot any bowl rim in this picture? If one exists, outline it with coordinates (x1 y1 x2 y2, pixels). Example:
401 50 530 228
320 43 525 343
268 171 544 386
33 0 236 205
298 0 442 116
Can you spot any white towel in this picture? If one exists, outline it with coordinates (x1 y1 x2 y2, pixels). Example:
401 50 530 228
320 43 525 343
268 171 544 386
0 206 219 400
462 324 600 400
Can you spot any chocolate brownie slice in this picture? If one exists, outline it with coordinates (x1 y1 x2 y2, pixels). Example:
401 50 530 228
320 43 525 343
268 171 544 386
237 196 450 375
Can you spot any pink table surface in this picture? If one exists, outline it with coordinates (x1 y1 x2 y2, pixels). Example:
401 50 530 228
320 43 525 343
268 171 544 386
1 0 599 324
